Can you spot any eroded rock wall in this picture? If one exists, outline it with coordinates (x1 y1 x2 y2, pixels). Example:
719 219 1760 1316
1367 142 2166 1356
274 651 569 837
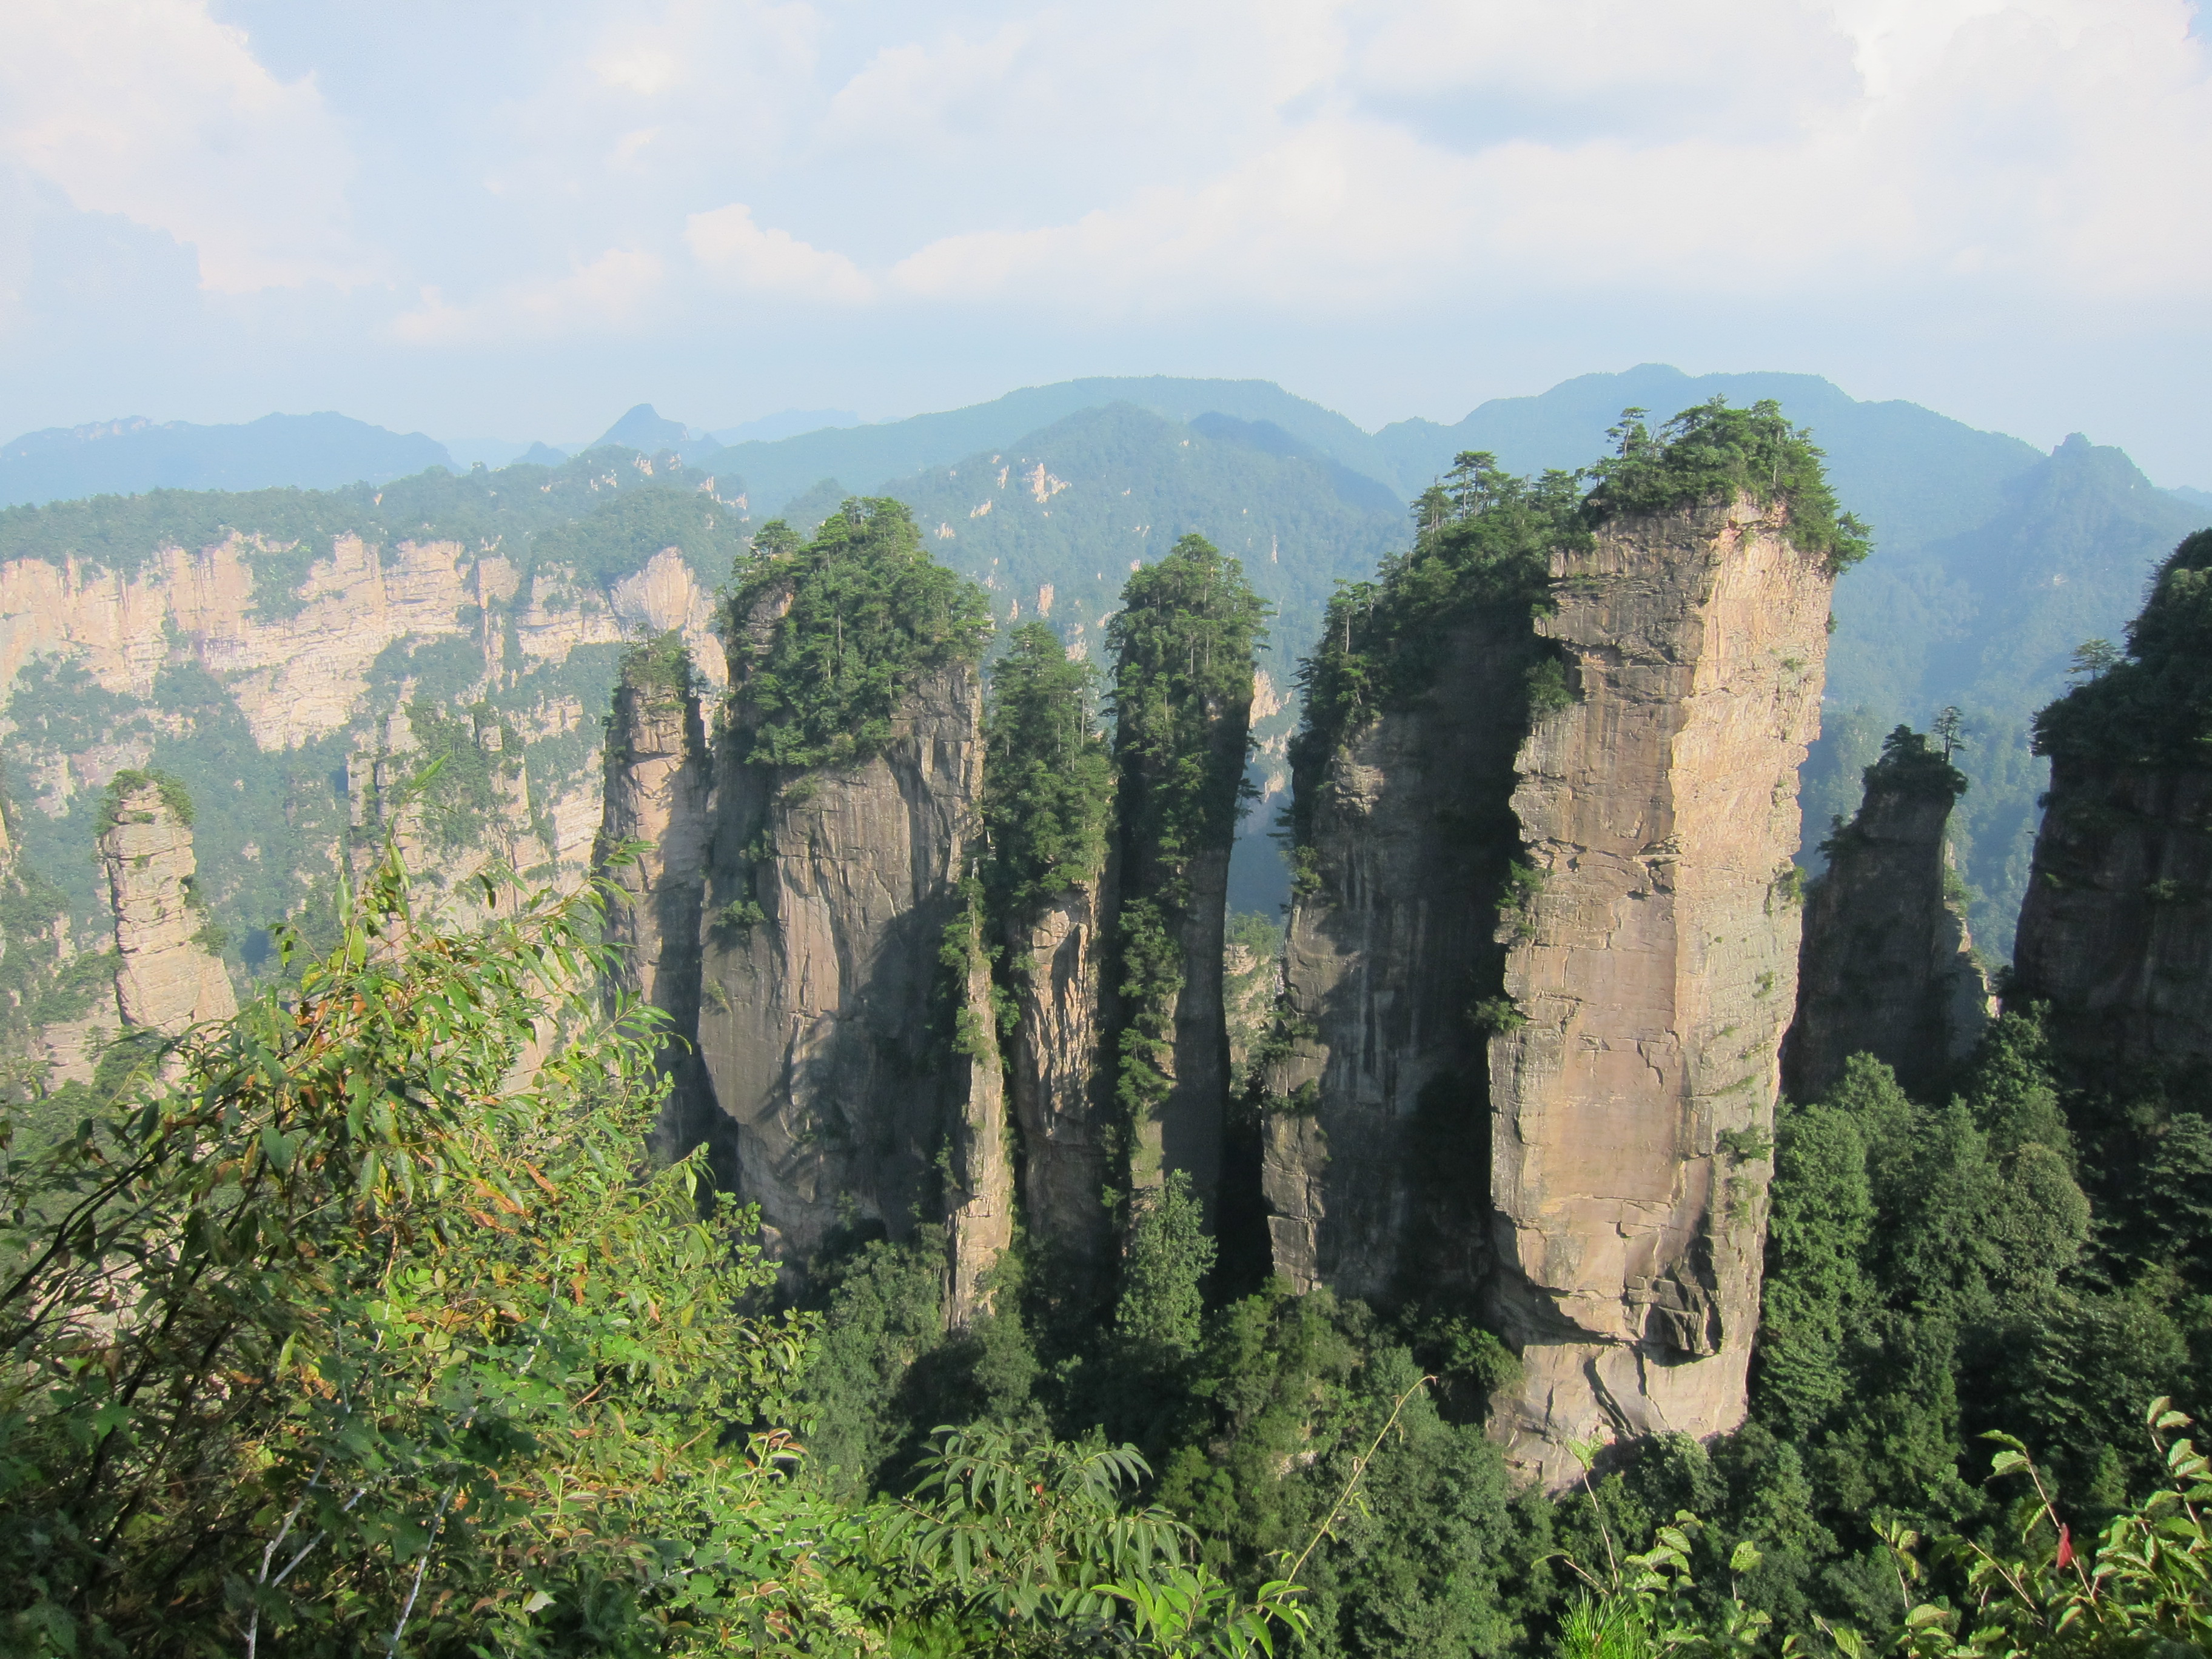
2012 760 2212 1074
692 643 985 1264
1487 494 1833 1487
1783 774 1993 1104
1259 615 1529 1302
1007 877 1115 1261
595 652 716 1158
0 537 723 880
945 896 1016 1325
98 782 236 1036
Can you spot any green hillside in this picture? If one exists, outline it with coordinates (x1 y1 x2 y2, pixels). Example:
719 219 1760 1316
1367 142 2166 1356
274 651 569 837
706 375 1401 517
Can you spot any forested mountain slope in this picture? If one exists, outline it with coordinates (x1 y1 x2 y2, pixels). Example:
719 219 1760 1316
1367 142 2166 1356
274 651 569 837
702 376 1401 515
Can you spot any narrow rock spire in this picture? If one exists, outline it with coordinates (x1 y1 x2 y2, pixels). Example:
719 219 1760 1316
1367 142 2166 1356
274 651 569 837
1782 726 1992 1104
98 774 235 1036
1486 491 1835 1486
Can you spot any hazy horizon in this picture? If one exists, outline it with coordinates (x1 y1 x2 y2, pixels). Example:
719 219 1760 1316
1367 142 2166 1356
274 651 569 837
4 1 2207 484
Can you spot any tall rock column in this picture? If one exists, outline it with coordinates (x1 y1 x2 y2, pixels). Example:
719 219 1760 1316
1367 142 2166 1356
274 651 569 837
1107 537 1265 1216
594 634 714 1158
944 890 1014 1324
688 503 1001 1279
1487 491 1835 1486
99 774 236 1036
2014 528 2212 1084
1782 727 1993 1104
982 624 1117 1264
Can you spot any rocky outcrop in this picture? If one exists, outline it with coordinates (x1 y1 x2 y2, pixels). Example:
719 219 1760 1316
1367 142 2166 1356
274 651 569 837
98 779 235 1036
945 894 1016 1324
1783 733 1993 1104
2011 760 2212 1077
2013 528 2212 1090
1108 541 1264 1216
1258 613 1530 1302
1007 879 1115 1261
0 535 725 884
692 610 985 1264
595 638 714 1156
1487 493 1834 1487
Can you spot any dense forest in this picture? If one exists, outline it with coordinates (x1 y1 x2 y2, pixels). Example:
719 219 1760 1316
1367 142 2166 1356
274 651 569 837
6 395 2212 1658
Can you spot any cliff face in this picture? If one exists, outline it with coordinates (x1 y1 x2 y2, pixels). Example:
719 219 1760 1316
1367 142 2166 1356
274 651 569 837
1007 878 1114 1259
1487 494 1834 1487
98 781 236 1036
595 644 715 1158
2012 760 2212 1074
1783 743 1993 1104
692 638 987 1262
1 535 725 914
1259 614 1528 1302
2013 528 2212 1084
1154 819 1239 1206
945 895 1016 1324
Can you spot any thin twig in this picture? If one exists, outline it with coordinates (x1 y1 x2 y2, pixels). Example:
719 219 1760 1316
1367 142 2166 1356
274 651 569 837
1285 1375 1433 1587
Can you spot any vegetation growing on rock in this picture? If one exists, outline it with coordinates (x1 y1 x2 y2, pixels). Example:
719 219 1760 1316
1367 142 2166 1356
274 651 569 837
725 498 992 771
980 620 1113 920
2034 527 2212 766
1583 398 1872 573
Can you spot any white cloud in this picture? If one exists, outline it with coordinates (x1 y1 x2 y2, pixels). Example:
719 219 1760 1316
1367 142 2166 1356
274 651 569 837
685 204 873 302
882 0 2212 313
0 0 369 292
391 248 666 346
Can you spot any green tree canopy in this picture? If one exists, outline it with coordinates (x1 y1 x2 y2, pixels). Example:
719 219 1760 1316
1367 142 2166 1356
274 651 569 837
724 498 992 771
982 620 1114 918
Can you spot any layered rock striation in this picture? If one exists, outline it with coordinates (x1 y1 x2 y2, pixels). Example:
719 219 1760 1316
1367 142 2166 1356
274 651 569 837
1259 611 1529 1302
665 504 1008 1302
1486 492 1834 1485
98 776 235 1036
1783 728 1992 1105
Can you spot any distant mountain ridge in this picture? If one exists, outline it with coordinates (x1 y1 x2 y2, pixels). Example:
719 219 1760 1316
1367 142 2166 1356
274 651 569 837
9 367 2208 947
0 413 452 508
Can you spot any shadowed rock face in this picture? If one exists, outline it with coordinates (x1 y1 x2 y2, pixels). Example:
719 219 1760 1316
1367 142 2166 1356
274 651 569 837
99 782 235 1036
691 576 987 1264
2013 760 2212 1078
594 652 714 1161
1486 494 1834 1487
1783 751 1993 1105
1259 612 1529 1304
1007 877 1115 1262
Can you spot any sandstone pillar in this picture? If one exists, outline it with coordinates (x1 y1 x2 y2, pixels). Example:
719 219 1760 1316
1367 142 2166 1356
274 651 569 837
1487 494 1834 1487
99 776 236 1036
1783 734 1992 1104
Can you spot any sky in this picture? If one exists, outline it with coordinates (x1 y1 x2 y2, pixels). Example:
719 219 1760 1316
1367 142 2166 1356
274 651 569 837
2 0 2208 483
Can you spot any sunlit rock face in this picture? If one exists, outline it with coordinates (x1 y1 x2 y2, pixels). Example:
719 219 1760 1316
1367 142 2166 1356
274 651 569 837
1486 494 1834 1488
594 648 714 1161
1005 877 1115 1264
99 780 235 1036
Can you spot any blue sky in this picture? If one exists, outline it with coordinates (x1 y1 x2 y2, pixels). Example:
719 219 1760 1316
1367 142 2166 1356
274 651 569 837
2 0 2208 482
